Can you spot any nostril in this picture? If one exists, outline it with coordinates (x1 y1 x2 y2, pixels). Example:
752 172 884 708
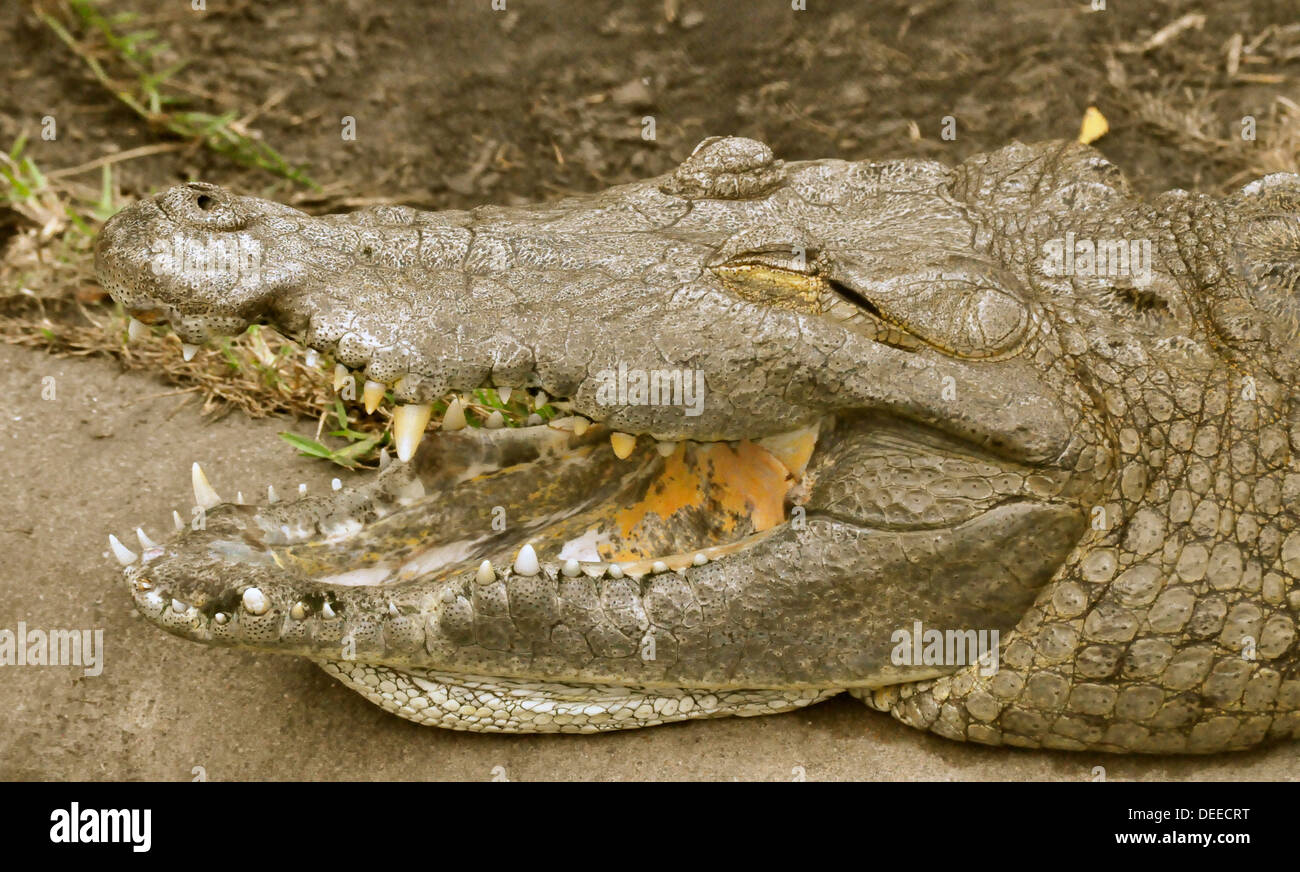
195 194 216 211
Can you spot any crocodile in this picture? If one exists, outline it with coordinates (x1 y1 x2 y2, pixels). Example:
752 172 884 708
93 136 1300 752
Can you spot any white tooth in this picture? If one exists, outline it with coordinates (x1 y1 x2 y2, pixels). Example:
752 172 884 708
388 602 399 619
241 587 269 615
513 544 539 576
562 558 581 577
298 483 308 497
321 601 336 620
607 563 624 579
497 387 512 404
656 441 678 457
108 534 138 566
441 397 467 431
213 612 229 625
172 510 184 532
392 403 434 462
652 560 669 574
171 599 186 613
289 601 308 621
135 527 158 550
332 478 342 491
181 343 199 361
440 588 456 604
534 390 548 410
581 564 606 578
305 349 320 368
236 492 244 504
363 380 386 414
572 417 591 437
127 317 147 342
525 413 543 426
333 364 350 392
692 552 708 566
378 448 391 469
191 462 222 509
610 432 636 459
475 560 495 585
485 410 505 429
267 485 279 504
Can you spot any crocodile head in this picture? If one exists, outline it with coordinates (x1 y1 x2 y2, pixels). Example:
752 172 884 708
94 137 1300 751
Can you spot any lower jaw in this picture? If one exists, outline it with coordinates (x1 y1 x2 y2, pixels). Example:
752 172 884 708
321 660 844 733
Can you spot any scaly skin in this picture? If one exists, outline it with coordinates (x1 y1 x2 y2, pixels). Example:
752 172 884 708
94 137 1300 751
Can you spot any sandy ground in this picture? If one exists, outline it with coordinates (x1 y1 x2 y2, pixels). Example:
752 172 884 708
0 342 1295 780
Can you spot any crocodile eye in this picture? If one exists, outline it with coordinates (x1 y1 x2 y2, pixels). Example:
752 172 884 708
822 254 1032 359
710 248 925 352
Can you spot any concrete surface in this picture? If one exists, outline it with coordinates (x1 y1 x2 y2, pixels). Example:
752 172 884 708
1 343 1296 781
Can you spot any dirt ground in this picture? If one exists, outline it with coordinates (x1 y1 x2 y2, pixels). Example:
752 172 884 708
1 0 1298 780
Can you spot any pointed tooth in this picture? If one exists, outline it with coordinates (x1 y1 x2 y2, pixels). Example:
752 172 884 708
378 447 391 469
236 491 244 505
298 483 308 497
497 387 512 404
181 343 199 361
108 534 138 566
333 364 350 392
562 558 581 577
484 410 505 429
289 601 308 621
127 317 147 342
513 544 539 576
172 510 184 532
392 403 434 462
304 348 320 368
534 390 548 410
607 563 624 579
135 527 158 550
191 462 222 509
363 380 386 414
525 413 543 426
241 587 269 615
171 599 187 613
651 560 669 574
441 397 467 431
332 478 342 491
656 440 678 457
267 485 279 504
572 417 591 436
692 552 708 566
321 601 337 620
388 602 400 618
475 559 495 586
610 432 636 459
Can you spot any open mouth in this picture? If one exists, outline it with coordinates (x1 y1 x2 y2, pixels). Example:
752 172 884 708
115 337 829 603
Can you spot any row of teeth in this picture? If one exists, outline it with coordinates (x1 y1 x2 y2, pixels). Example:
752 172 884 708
131 541 720 626
107 462 338 567
131 322 669 464
108 440 702 571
